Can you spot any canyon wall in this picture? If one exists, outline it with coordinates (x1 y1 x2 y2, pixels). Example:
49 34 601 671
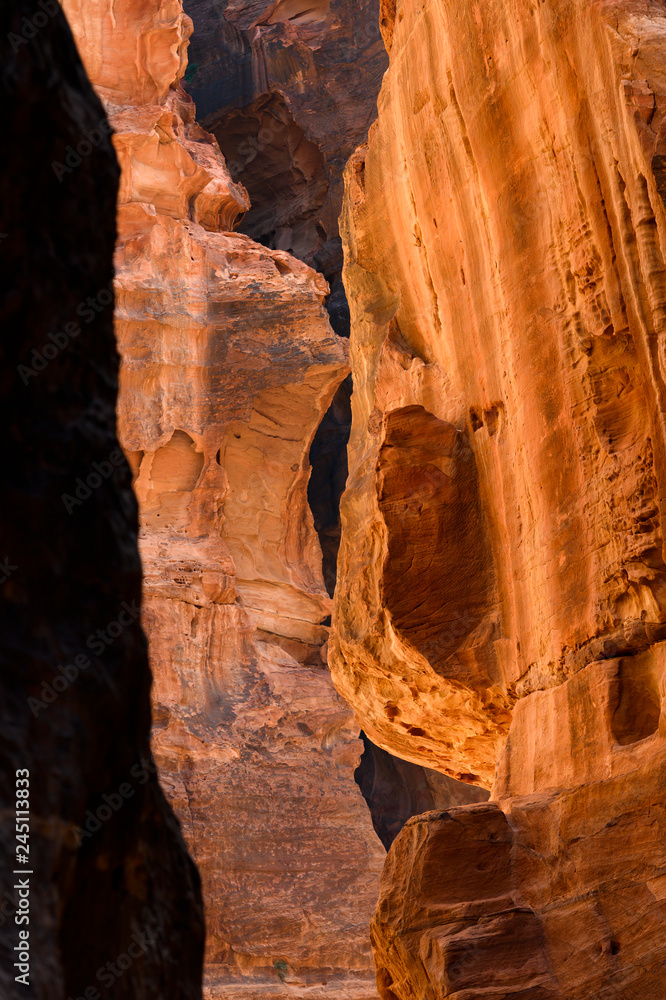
182 0 388 336
60 1 388 996
0 4 203 998
333 0 666 995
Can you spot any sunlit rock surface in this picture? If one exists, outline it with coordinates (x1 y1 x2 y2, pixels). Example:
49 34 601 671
333 0 666 995
115 209 387 997
64 0 250 232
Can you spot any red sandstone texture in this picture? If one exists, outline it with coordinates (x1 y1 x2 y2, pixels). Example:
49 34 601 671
62 2 388 996
332 0 666 995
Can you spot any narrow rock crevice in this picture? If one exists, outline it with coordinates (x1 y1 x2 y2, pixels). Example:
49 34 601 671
354 734 490 851
307 375 352 597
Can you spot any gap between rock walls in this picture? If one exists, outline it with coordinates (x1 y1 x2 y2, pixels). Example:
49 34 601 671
180 0 497 960
51 0 387 995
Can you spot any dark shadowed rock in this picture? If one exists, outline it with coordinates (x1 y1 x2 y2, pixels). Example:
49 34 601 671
0 4 204 997
182 0 388 335
354 734 489 851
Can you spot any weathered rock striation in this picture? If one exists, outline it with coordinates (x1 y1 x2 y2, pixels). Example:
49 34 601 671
0 3 203 998
332 0 666 995
61 1 390 996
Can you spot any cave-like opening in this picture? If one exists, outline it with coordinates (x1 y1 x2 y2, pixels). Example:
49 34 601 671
354 733 490 850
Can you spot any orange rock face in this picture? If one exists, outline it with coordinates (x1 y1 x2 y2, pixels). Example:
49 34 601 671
115 211 388 997
62 0 192 106
333 0 666 994
64 0 249 233
62 1 387 995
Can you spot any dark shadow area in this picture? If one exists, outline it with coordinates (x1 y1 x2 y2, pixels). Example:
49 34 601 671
379 406 498 687
354 733 490 850
307 375 352 596
211 91 329 260
182 0 386 331
611 653 661 746
314 235 350 338
0 6 204 995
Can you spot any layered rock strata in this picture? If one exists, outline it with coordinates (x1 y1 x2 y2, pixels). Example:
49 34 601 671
61 1 388 995
333 0 666 995
117 215 386 999
0 4 203 998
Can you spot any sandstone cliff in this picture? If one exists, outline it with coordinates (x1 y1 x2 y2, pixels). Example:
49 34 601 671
333 0 666 995
0 4 203 997
61 1 388 996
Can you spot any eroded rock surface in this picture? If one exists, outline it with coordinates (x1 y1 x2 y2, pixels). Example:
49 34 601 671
0 4 203 998
63 0 250 234
116 209 387 997
373 674 666 999
333 0 666 995
61 0 389 995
